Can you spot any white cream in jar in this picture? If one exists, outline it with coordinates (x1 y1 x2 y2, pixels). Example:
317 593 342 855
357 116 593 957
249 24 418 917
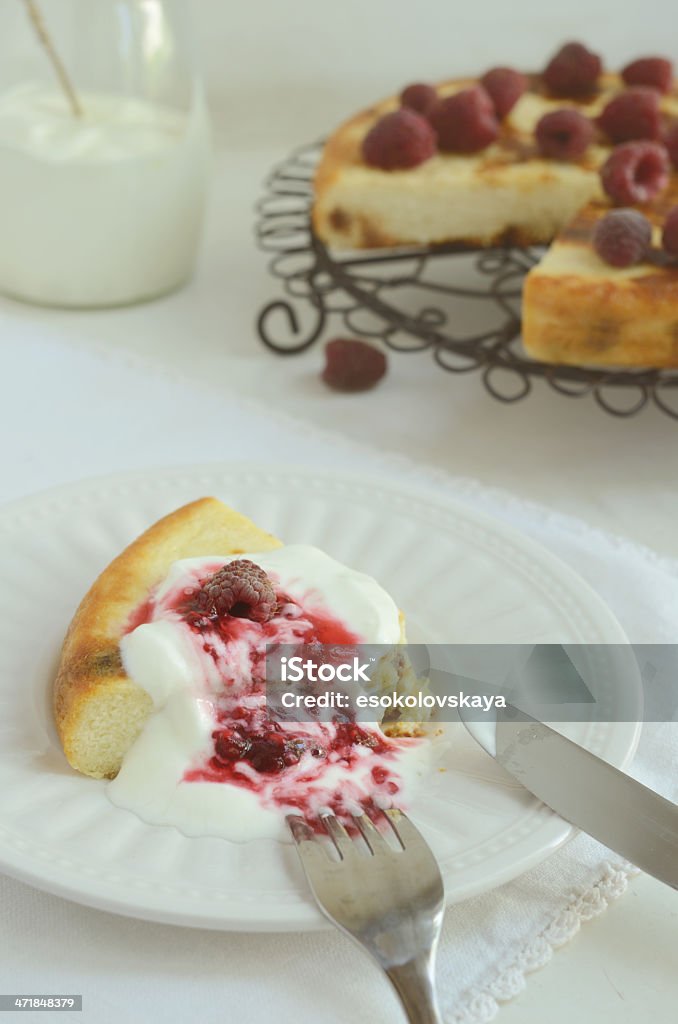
0 83 210 307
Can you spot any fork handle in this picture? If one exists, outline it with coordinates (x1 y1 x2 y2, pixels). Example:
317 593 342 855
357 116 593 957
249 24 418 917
385 951 442 1024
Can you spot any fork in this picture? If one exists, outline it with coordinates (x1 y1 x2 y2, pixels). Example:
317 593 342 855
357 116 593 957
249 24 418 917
288 810 444 1024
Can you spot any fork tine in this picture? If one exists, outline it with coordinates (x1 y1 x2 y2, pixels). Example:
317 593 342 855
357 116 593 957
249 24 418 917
385 810 444 880
384 809 425 850
353 812 391 854
286 814 335 870
320 814 355 859
287 814 315 844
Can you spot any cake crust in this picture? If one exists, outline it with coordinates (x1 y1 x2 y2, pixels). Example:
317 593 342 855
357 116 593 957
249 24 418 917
54 498 282 779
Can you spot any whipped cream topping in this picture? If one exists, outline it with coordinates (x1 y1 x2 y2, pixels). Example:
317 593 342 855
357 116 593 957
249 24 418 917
108 546 430 842
0 84 191 162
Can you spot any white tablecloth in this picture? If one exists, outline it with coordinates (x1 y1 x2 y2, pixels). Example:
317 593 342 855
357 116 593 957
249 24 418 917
5 132 678 562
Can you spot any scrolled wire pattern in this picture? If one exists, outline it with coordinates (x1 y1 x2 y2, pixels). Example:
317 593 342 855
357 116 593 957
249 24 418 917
255 141 678 420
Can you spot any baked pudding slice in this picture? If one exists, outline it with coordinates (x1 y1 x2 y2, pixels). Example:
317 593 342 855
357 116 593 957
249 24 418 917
54 498 427 839
54 498 281 780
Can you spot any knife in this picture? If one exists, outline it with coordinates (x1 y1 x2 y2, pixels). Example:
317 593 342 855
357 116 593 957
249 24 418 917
463 707 678 890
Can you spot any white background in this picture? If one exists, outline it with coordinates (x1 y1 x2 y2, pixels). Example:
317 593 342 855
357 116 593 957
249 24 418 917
195 0 677 138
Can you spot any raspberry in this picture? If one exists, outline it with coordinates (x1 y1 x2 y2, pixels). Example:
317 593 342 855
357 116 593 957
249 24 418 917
480 67 528 119
598 87 661 143
543 42 602 96
194 560 277 623
664 122 678 168
400 82 439 118
662 207 678 257
247 734 289 773
535 108 594 160
622 57 673 95
322 338 387 392
600 141 670 204
214 728 250 764
362 109 436 170
430 86 499 153
213 728 308 773
592 209 652 267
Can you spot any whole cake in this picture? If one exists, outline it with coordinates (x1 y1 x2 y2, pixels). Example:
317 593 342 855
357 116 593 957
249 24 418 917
313 44 678 367
54 498 427 841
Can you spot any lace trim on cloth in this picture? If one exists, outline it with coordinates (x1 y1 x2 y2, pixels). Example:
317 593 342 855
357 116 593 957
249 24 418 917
444 862 638 1023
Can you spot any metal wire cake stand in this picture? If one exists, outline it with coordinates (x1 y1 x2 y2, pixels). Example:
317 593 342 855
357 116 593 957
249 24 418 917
255 141 678 420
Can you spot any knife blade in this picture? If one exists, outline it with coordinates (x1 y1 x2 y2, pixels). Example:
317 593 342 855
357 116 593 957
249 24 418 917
479 708 678 889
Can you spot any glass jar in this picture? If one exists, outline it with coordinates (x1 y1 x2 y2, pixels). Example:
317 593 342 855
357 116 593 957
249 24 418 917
0 0 210 308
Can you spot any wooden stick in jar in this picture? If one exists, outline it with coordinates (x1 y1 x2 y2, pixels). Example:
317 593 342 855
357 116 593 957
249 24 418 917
22 0 83 118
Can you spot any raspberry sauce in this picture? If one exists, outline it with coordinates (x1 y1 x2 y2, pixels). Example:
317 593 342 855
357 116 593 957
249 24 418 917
125 556 412 828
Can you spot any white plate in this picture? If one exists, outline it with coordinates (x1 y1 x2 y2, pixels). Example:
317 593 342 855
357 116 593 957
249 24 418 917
0 465 640 931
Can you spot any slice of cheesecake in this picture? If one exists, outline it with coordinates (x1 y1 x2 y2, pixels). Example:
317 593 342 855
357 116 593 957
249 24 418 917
54 499 282 779
54 498 411 787
523 181 678 366
55 498 426 839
